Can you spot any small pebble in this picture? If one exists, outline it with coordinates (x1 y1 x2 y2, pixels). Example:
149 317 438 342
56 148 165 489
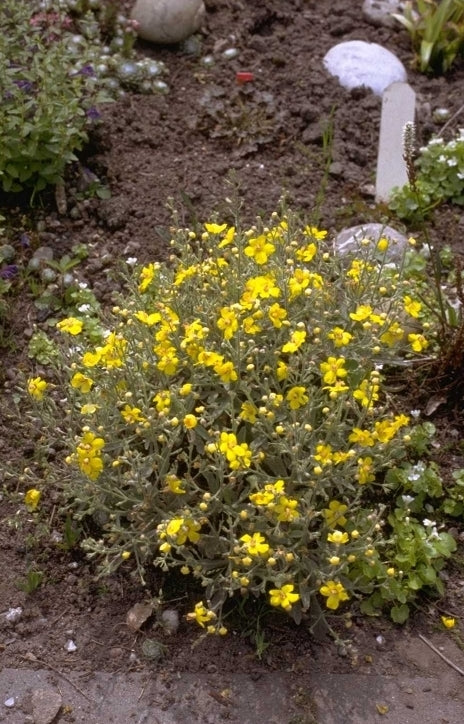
65 639 77 652
5 607 23 623
222 48 239 59
4 697 15 708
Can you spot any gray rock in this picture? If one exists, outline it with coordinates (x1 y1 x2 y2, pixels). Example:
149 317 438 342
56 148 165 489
334 223 409 260
362 0 407 28
131 0 205 44
31 688 62 724
323 41 407 96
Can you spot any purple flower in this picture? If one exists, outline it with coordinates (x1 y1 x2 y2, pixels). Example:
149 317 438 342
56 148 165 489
78 64 95 77
86 107 101 121
0 265 18 280
13 79 34 93
20 233 31 248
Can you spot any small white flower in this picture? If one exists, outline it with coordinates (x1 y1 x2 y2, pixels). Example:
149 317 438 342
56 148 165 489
410 409 421 419
423 518 436 528
77 304 91 313
126 257 138 266
402 495 414 506
447 158 457 167
78 282 88 290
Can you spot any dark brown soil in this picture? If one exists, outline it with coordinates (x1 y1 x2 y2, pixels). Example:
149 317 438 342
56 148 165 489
1 0 464 706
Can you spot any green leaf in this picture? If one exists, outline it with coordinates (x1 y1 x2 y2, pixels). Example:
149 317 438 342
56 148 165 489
391 604 409 623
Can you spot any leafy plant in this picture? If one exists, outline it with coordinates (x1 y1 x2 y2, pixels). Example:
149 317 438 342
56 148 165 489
26 205 461 636
17 567 44 594
0 1 109 195
392 0 464 74
389 130 464 222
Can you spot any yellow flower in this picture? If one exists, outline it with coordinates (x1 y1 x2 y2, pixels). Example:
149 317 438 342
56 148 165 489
179 383 193 396
134 310 162 325
242 315 262 334
289 268 310 299
164 516 201 544
71 372 94 393
403 295 422 318
138 262 159 292
380 322 404 347
323 501 348 529
76 430 105 480
183 414 198 429
320 356 347 385
240 532 270 557
249 490 275 506
286 386 309 410
313 443 334 466
187 602 216 628
24 488 41 511
327 530 349 545
173 264 198 286
121 551 131 560
282 329 306 354
350 304 373 322
80 403 99 415
204 222 227 234
319 580 349 610
239 401 258 424
121 405 145 425
441 616 456 629
217 306 239 340
377 237 389 252
268 302 287 328
57 317 83 335
356 456 375 485
408 333 429 352
269 583 300 611
303 225 327 241
276 360 288 380
27 376 48 400
165 474 186 495
273 495 299 522
153 390 171 413
244 234 275 265
218 225 235 248
241 274 280 303
214 359 238 383
353 379 379 409
349 427 375 447
327 327 353 347
295 241 317 262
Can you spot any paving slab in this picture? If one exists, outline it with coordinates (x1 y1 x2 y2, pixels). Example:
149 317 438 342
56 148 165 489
1 661 464 723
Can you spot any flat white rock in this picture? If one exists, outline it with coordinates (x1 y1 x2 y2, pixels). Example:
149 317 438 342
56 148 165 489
131 0 205 44
323 40 407 96
334 223 408 260
362 0 406 28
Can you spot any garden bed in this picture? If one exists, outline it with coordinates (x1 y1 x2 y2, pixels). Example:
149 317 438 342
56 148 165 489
1 2 464 720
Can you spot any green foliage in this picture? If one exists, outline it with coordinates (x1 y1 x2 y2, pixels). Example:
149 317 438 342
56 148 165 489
392 0 464 74
389 131 464 222
0 1 107 195
26 206 460 633
17 567 44 594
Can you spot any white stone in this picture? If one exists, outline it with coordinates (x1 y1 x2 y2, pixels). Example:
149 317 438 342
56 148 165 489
376 82 416 203
362 0 407 28
334 223 408 259
31 689 62 724
323 41 407 96
131 0 205 44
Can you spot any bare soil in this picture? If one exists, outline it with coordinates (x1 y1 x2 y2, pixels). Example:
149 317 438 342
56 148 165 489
1 1 464 721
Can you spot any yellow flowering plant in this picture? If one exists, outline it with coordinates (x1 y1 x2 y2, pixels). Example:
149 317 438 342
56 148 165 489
32 207 457 633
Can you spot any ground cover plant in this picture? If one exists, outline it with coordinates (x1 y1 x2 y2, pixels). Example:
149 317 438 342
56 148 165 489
21 205 461 635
